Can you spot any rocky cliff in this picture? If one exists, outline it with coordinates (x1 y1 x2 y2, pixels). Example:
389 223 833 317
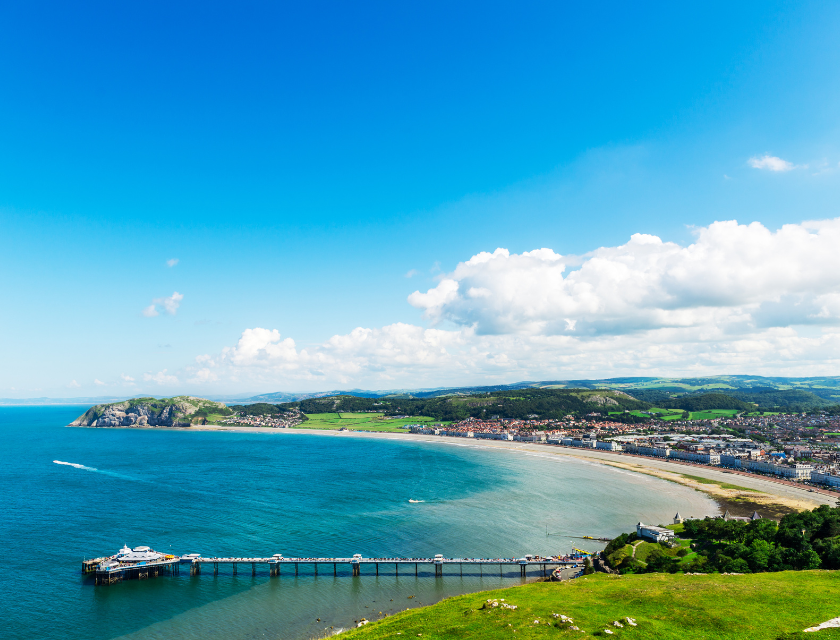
69 396 230 427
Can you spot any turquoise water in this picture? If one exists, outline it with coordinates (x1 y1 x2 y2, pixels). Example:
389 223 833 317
1 406 718 640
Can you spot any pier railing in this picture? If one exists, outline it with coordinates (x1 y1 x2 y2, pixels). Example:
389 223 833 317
91 554 581 585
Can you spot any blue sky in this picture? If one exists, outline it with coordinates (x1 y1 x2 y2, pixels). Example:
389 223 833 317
3 1 840 397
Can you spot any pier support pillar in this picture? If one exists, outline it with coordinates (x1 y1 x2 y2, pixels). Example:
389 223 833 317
252 563 256 576
334 563 337 576
395 563 398 577
233 563 237 575
295 563 299 576
415 563 418 576
314 563 318 576
460 563 462 577
520 565 526 578
214 563 218 576
190 562 200 576
375 563 378 576
435 564 442 577
352 564 360 577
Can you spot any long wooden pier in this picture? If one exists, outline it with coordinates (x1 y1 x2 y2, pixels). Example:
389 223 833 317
90 551 582 585
190 554 579 579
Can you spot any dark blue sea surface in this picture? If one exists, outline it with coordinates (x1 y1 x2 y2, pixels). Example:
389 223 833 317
0 406 717 640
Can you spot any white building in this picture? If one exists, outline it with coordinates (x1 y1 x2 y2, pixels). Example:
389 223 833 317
596 440 622 451
636 522 675 543
811 471 840 488
668 450 721 465
720 454 743 469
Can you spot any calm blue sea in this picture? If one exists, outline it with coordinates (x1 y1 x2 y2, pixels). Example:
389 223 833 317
0 406 718 640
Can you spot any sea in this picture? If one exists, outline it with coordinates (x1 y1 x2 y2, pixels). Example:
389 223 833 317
1 406 719 640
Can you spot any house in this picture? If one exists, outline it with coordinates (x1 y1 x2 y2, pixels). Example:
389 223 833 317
636 522 675 543
721 510 762 522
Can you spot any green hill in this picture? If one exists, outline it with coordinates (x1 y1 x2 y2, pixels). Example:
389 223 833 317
69 396 232 427
285 388 650 422
658 393 752 412
340 571 840 640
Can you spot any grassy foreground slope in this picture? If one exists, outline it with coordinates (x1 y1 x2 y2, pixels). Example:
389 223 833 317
340 572 840 640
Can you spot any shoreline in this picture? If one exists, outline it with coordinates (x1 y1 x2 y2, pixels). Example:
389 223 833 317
73 423 838 516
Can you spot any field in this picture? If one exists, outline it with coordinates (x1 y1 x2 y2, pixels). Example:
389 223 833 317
340 571 840 640
610 408 742 421
294 413 445 433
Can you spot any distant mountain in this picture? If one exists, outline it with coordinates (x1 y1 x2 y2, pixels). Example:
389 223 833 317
0 394 167 406
8 375 840 407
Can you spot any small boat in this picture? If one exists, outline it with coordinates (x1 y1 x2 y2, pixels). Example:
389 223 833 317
408 499 424 503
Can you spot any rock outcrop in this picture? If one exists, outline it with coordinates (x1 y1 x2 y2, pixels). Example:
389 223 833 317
69 396 228 428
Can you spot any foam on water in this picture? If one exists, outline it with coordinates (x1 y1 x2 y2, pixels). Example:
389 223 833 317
54 459 97 470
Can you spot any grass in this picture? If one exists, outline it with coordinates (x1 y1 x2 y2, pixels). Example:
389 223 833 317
294 413 445 433
686 409 741 420
339 571 840 640
679 474 763 492
205 412 233 424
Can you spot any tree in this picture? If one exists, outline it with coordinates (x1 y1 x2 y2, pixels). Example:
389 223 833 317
747 540 772 572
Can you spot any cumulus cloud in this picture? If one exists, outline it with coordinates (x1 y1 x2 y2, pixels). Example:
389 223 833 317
189 217 840 386
143 369 179 385
67 380 81 388
408 220 840 336
121 374 136 384
143 292 184 317
748 154 795 172
167 258 179 267
94 379 106 386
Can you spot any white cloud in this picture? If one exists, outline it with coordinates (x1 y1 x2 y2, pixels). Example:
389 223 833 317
94 379 106 386
143 291 184 317
167 258 179 267
121 374 136 384
143 369 179 385
408 220 840 336
405 269 419 278
188 217 840 387
67 380 81 388
188 368 218 384
748 154 795 172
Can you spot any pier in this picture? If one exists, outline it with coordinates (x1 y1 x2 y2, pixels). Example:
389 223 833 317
88 547 583 586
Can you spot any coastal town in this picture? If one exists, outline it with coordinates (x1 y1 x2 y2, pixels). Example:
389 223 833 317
409 411 840 490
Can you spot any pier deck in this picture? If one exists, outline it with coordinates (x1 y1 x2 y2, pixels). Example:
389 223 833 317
90 552 582 584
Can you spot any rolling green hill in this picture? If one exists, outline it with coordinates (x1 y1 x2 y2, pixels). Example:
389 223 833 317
286 388 650 422
658 393 753 412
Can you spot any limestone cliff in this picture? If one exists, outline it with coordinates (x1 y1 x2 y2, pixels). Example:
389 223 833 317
69 396 231 427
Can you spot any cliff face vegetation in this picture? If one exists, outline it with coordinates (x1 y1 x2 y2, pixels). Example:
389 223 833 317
69 396 231 427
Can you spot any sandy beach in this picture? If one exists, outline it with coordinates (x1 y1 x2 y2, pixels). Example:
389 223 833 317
159 424 838 516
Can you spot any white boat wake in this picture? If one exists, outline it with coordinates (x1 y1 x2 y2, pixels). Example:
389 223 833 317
53 460 97 471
